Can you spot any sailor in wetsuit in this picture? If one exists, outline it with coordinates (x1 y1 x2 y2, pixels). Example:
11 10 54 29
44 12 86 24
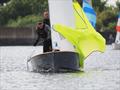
34 10 52 52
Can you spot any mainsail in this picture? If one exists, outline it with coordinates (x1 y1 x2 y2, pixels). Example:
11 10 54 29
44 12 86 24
83 0 96 28
53 1 106 68
48 0 75 51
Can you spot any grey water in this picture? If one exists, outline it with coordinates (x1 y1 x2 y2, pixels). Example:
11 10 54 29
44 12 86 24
0 45 120 90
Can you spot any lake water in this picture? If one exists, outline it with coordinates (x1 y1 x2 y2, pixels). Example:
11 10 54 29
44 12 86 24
0 45 120 90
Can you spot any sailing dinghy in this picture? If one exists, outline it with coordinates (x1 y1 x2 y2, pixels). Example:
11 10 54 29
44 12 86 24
27 0 105 73
113 12 120 50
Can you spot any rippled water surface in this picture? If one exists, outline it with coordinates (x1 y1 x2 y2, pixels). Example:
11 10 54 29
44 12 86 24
0 45 120 90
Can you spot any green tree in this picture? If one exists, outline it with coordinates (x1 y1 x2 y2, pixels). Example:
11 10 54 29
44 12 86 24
92 0 118 32
92 0 107 12
0 0 48 26
0 0 10 5
116 0 120 11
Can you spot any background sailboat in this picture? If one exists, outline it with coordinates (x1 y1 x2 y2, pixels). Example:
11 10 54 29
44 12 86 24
113 12 120 49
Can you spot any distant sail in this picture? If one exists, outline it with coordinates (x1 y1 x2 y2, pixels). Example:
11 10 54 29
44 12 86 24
115 12 120 44
83 0 96 28
116 12 120 32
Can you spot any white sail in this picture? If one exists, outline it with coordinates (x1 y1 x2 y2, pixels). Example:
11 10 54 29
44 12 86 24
115 14 120 44
48 0 75 51
113 12 120 49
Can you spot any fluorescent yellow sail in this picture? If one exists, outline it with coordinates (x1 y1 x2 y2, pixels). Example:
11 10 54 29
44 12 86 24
53 1 106 68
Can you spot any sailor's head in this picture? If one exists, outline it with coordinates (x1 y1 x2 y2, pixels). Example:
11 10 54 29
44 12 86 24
43 10 49 19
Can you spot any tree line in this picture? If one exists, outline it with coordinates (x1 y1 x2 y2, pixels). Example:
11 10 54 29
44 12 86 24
0 0 120 32
0 0 48 27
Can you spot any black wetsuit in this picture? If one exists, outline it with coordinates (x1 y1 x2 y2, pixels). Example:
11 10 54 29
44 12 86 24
43 19 52 52
34 18 52 52
34 24 47 46
43 19 50 26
